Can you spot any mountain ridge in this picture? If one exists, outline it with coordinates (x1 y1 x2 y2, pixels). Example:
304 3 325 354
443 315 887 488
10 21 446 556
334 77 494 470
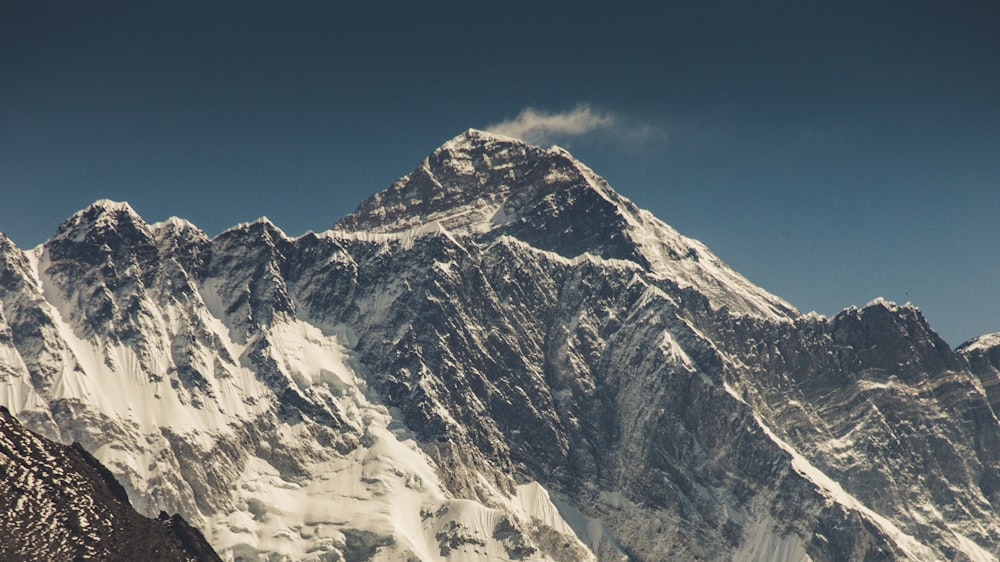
0 405 221 561
1 130 999 560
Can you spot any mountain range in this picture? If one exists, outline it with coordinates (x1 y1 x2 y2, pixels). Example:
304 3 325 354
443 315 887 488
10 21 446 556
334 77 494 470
2 129 1000 561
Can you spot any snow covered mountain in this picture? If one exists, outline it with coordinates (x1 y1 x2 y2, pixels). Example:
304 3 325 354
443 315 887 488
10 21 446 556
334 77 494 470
2 129 1000 560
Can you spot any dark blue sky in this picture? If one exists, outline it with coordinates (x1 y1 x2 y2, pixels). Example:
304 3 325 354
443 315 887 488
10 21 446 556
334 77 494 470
2 1 999 345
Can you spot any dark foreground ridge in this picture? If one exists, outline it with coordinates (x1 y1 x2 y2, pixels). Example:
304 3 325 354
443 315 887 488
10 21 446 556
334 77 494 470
0 405 221 562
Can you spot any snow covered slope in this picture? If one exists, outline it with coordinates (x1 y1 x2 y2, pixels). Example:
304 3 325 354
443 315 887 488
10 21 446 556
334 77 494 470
2 130 1000 561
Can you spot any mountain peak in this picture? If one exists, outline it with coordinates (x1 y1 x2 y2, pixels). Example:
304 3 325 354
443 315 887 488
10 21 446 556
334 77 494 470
334 129 552 235
89 199 137 213
149 216 201 237
219 216 288 241
957 332 1000 354
333 130 796 321
334 128 627 238
437 128 527 151
51 199 150 246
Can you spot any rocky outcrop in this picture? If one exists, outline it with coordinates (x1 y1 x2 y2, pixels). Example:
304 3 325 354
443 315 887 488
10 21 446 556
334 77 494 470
0 405 221 561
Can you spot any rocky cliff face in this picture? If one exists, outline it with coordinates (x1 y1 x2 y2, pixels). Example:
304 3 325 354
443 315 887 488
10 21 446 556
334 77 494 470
1 129 999 561
0 405 221 561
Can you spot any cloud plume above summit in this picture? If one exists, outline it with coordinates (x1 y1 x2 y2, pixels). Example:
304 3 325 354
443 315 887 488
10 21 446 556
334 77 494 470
485 104 618 145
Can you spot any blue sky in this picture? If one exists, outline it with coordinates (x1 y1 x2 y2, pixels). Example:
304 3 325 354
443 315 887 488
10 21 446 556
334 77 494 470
2 0 998 345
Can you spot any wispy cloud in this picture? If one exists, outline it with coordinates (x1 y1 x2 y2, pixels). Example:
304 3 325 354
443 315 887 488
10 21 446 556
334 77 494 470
485 104 619 146
485 104 665 148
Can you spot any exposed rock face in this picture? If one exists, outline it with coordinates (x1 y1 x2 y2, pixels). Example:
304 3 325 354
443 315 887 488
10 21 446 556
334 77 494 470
0 405 221 561
1 129 1000 561
960 333 1000 413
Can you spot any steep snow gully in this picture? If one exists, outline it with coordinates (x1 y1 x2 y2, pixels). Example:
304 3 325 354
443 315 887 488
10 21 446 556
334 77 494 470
2 129 1000 561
